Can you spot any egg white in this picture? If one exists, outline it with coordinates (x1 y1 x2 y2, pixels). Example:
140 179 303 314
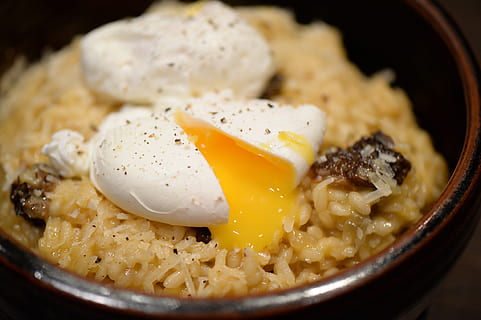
90 112 229 226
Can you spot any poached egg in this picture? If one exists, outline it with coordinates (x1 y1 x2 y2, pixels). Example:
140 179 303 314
86 92 326 250
81 1 275 104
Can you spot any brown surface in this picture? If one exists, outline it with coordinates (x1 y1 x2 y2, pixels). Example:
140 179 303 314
429 1 481 319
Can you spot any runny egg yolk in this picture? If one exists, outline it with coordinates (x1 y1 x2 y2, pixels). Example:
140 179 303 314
176 112 300 251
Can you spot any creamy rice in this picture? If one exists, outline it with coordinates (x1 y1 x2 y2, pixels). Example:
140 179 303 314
0 4 448 297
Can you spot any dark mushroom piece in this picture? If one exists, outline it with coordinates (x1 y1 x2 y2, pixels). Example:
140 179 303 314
313 131 411 189
10 163 60 226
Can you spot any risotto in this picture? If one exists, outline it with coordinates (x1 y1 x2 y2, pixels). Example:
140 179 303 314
0 2 448 297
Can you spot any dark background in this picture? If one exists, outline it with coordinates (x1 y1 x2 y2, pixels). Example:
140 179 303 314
430 1 481 319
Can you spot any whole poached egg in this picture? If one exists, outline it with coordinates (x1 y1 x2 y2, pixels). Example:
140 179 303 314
81 1 275 104
43 1 327 251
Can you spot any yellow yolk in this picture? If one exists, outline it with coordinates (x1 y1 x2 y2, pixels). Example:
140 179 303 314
177 112 299 251
277 131 315 164
183 1 207 17
260 131 315 165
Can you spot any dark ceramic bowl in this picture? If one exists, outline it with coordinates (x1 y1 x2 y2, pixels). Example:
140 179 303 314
0 0 480 319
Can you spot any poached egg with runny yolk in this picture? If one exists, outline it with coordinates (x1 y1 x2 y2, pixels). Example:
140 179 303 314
88 92 326 250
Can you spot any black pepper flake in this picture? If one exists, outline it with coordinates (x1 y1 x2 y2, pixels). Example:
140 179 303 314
165 107 172 113
174 138 182 144
173 248 178 254
95 257 102 263
90 124 99 132
220 117 227 123
267 103 274 108
207 19 218 29
125 237 129 241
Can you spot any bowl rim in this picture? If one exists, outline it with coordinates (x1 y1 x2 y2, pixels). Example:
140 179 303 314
0 0 480 318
